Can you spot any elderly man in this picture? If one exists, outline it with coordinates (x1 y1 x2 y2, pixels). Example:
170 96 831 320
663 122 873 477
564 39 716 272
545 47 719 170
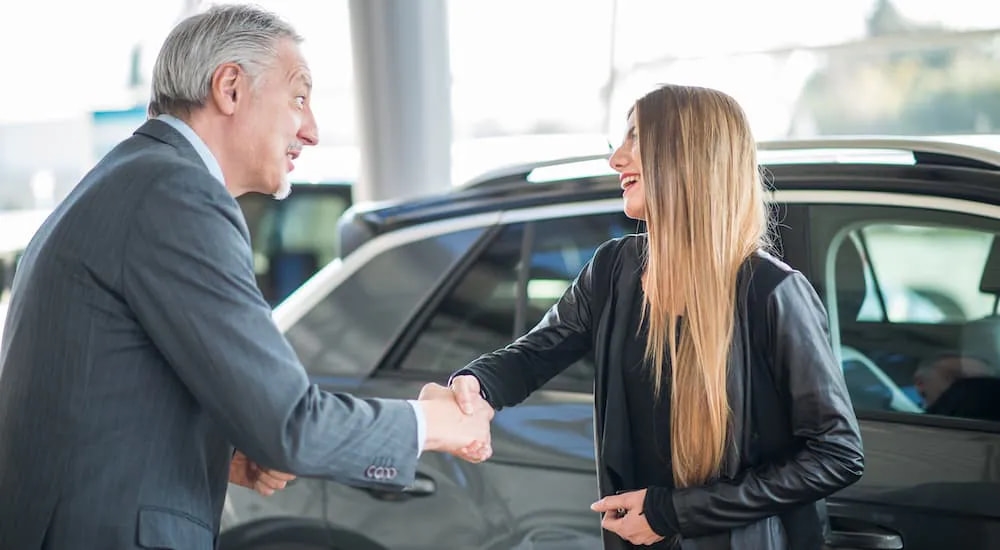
0 5 491 549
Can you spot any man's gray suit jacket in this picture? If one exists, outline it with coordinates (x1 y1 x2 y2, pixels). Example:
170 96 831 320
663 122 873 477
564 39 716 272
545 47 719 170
0 120 420 550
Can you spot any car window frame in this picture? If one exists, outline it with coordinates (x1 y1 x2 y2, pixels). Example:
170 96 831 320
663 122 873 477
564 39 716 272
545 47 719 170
379 200 631 393
781 188 1000 434
376 223 507 377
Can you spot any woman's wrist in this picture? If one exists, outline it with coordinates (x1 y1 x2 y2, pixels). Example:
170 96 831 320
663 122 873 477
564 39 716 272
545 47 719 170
643 486 680 537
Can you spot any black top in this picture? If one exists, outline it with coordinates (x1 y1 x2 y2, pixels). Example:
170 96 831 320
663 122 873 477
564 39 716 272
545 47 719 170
622 284 681 548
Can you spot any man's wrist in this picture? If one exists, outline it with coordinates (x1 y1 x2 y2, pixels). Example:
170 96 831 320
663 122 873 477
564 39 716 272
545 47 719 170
407 400 426 457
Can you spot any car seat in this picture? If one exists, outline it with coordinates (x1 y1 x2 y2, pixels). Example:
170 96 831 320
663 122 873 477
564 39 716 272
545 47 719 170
834 237 920 412
960 235 1000 373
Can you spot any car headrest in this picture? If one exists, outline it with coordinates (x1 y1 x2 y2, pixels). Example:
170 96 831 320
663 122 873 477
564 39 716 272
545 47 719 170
980 235 1000 295
835 239 867 323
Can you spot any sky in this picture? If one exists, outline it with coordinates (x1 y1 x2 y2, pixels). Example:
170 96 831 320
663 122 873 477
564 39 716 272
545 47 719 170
2 0 1000 135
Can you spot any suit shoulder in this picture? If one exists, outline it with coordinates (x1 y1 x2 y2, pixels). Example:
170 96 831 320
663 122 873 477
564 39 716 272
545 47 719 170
138 156 225 197
102 135 224 196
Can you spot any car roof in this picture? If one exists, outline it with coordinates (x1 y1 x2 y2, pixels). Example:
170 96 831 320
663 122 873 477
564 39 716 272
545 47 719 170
338 137 1000 257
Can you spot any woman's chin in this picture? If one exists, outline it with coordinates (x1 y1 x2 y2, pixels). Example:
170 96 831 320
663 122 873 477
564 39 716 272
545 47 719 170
623 202 645 221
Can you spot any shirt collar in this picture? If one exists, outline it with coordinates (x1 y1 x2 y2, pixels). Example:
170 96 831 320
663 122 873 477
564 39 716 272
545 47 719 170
155 114 226 186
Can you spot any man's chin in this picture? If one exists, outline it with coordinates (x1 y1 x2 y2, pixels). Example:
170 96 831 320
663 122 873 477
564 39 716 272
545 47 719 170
272 178 292 200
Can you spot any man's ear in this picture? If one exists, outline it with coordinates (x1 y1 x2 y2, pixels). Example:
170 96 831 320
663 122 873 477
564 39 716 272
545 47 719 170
210 63 243 116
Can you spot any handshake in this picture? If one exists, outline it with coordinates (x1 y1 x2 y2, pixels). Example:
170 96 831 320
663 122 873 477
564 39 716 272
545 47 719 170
417 376 495 463
232 376 494 498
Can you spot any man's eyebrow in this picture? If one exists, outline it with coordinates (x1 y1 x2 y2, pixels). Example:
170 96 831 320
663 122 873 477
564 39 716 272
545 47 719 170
290 71 312 90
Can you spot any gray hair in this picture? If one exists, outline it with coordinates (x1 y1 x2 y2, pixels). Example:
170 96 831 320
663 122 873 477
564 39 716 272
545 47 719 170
148 4 302 118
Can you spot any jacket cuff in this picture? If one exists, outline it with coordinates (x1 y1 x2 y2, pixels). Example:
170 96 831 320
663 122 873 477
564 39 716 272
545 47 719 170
643 486 680 538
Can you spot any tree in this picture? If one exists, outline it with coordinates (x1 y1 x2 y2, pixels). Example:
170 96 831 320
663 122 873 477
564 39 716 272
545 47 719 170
790 0 1000 137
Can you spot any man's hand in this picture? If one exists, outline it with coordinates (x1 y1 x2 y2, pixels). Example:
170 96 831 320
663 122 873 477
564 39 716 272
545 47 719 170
591 489 665 546
418 382 494 463
229 450 296 497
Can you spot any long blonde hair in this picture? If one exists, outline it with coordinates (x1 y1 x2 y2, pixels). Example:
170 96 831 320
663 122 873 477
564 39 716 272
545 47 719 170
636 85 771 488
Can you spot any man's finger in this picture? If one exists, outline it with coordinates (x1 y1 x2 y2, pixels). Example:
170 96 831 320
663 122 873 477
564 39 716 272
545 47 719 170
418 382 449 401
258 469 296 482
477 445 492 461
256 471 293 489
253 482 276 496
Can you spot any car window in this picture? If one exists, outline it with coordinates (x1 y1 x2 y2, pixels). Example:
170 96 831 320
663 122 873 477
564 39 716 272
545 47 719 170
857 224 994 324
400 212 636 389
285 228 483 378
809 202 1000 424
238 186 352 307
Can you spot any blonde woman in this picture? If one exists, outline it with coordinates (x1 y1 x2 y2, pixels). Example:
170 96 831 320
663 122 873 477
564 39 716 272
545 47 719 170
445 84 864 549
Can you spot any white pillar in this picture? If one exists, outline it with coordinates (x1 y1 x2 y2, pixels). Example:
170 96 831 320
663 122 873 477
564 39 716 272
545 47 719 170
348 0 452 201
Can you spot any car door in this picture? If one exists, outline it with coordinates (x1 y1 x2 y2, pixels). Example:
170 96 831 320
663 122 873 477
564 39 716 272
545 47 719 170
222 224 488 549
355 201 637 550
782 189 1000 550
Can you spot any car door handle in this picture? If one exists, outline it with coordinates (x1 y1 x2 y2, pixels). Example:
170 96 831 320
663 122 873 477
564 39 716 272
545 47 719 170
402 473 436 496
826 529 903 549
361 473 436 501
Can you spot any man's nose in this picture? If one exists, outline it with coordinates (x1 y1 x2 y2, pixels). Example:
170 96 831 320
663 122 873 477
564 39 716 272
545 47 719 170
298 109 319 146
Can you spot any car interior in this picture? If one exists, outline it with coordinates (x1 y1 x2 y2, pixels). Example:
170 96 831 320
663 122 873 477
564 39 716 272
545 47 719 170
831 227 1000 421
961 235 1000 373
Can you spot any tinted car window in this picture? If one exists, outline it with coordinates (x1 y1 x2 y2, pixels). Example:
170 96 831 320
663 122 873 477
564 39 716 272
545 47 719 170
810 203 1000 422
286 228 483 377
238 185 352 306
401 212 635 389
859 224 994 324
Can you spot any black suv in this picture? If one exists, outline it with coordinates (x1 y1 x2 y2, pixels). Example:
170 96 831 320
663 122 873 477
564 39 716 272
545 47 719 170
221 138 1000 550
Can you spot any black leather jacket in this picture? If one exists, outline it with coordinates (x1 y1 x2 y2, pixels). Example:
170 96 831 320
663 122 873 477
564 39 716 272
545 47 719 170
455 235 864 550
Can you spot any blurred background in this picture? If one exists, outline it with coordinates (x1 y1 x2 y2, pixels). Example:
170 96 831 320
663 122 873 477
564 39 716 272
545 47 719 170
3 0 1000 318
3 0 1000 211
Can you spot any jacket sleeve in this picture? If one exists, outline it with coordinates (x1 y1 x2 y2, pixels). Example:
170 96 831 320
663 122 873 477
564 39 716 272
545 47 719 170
451 238 620 409
121 172 419 488
671 272 865 537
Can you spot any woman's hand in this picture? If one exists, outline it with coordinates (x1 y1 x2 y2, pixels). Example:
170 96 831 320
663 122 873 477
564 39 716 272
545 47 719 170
591 489 665 546
449 375 484 414
447 376 493 460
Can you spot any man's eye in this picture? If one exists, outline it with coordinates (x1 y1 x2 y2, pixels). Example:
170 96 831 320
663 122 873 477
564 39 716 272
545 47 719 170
295 96 306 108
